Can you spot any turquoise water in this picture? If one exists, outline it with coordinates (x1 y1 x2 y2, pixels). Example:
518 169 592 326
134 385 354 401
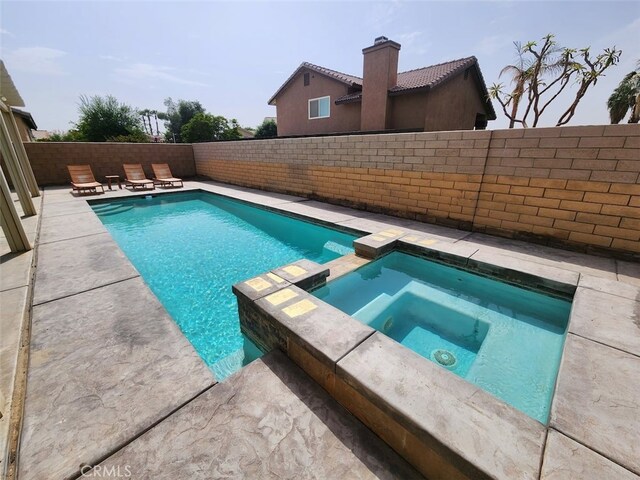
313 252 571 423
92 191 356 380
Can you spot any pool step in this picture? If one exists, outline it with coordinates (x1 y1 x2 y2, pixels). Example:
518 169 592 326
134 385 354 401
323 240 353 256
92 204 134 216
353 293 394 323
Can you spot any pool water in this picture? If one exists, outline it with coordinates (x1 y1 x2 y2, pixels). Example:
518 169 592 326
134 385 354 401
312 252 571 423
92 191 356 380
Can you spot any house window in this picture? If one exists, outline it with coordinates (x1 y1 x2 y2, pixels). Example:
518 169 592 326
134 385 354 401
303 73 310 86
308 96 330 119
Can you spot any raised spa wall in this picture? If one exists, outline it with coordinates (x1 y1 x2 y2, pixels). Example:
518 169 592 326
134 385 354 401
233 230 579 480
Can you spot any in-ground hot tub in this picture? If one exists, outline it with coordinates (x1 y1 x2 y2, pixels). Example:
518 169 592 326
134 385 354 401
312 251 572 423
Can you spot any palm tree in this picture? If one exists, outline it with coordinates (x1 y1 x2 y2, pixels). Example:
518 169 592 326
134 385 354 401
153 110 160 136
498 36 567 128
607 61 640 124
139 109 151 134
499 42 531 128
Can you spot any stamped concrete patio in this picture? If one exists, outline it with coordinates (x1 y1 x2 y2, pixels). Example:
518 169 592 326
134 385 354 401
5 180 640 479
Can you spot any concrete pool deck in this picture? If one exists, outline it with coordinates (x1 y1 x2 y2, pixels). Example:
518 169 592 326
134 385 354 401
1 191 41 478
3 180 639 479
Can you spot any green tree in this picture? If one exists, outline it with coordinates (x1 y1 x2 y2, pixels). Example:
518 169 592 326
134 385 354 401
75 95 145 141
180 112 215 143
607 62 640 124
254 119 277 138
488 34 621 127
161 98 205 142
219 118 242 140
180 113 242 143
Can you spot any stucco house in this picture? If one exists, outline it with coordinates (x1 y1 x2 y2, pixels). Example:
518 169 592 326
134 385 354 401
268 36 496 137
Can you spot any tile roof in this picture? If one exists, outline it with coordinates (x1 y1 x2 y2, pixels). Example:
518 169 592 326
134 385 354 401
393 57 477 92
270 57 496 119
334 91 363 104
268 62 361 105
303 62 362 86
335 57 478 104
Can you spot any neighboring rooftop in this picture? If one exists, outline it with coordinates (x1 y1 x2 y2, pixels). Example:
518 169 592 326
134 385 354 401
11 108 38 130
268 62 362 105
268 56 496 120
393 57 479 93
332 57 495 119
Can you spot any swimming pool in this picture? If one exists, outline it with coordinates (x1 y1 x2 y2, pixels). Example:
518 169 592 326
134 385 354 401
92 191 357 380
312 252 571 423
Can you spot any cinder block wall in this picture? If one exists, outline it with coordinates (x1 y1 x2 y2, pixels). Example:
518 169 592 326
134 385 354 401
193 124 640 257
24 142 195 186
475 126 639 254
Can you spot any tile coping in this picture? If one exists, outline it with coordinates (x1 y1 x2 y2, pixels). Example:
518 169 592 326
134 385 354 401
86 185 579 298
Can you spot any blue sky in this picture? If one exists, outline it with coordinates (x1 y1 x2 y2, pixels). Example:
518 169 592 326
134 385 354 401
1 1 639 132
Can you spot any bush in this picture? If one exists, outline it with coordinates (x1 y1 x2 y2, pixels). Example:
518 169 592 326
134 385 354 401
107 130 150 143
41 129 83 142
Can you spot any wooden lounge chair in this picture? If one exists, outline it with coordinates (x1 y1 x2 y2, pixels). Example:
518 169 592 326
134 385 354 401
151 163 183 188
67 165 105 195
123 164 155 190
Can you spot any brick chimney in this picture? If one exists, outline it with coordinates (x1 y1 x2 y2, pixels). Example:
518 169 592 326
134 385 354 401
360 36 401 131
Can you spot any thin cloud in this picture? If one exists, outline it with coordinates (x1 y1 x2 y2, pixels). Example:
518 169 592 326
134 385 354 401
394 31 431 55
100 55 125 62
395 31 422 46
1 28 15 37
4 47 67 75
114 63 208 87
598 16 640 70
476 34 514 56
365 1 401 29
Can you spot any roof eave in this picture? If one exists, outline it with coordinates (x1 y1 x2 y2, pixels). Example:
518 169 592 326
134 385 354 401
11 107 38 130
335 96 362 105
407 59 497 121
268 63 362 106
388 85 431 97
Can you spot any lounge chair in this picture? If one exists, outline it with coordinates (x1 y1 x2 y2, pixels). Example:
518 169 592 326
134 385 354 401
151 163 183 188
67 165 105 195
123 164 155 190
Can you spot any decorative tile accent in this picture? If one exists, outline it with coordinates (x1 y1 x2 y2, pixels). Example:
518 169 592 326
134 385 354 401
283 299 317 317
419 239 438 246
282 265 307 277
244 277 271 292
265 288 298 306
266 273 285 284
